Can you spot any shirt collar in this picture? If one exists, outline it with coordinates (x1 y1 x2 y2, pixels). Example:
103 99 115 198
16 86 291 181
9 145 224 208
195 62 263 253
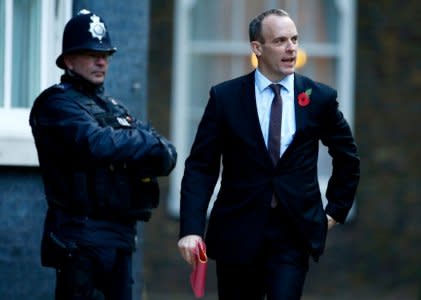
255 68 294 93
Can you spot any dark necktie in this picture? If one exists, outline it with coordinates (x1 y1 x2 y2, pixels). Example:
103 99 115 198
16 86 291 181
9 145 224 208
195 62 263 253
268 84 282 165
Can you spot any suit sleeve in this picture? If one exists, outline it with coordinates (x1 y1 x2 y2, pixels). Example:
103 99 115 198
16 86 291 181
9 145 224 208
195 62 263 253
179 87 222 238
320 93 360 223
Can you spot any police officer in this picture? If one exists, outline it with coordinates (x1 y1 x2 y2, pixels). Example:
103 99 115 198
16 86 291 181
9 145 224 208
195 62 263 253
29 10 176 300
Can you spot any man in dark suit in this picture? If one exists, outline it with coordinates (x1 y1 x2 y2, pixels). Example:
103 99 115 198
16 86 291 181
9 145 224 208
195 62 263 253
178 8 360 300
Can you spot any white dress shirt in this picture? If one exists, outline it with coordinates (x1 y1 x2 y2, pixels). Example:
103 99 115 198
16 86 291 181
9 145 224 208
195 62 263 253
254 69 296 157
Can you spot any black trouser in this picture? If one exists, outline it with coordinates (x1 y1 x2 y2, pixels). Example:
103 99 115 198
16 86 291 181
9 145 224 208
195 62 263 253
55 246 133 300
216 206 310 300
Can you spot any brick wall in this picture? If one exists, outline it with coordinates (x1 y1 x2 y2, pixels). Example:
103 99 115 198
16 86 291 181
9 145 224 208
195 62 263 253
72 0 150 119
0 167 52 300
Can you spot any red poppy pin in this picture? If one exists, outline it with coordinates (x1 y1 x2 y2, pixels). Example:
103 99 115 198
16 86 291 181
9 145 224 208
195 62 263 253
298 88 312 107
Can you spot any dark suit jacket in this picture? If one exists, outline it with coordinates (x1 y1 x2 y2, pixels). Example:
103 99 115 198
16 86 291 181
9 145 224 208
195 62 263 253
179 71 360 262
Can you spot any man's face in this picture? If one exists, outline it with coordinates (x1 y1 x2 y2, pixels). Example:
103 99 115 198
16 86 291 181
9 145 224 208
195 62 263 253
63 51 110 85
251 15 298 82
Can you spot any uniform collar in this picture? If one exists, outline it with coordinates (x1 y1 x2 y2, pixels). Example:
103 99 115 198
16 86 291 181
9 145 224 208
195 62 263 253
61 70 104 96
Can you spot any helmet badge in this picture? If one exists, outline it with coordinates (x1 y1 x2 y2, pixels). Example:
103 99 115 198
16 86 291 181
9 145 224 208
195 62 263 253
88 15 106 41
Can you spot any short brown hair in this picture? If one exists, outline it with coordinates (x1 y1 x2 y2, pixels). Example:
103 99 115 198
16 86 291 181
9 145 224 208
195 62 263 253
249 8 289 43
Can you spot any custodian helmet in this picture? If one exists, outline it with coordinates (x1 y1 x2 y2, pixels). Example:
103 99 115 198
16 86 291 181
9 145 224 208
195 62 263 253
56 9 117 69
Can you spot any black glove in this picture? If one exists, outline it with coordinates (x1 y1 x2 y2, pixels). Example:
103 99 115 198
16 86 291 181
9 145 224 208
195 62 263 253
155 135 177 176
135 122 177 177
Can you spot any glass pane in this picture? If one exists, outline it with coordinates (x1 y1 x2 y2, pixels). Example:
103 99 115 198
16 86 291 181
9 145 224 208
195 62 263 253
187 54 255 134
293 0 338 44
318 144 332 180
186 0 340 44
191 1 233 41
300 57 337 88
12 0 41 108
0 1 4 107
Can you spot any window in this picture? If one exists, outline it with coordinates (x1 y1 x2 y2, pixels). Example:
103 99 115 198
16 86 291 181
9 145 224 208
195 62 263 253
169 0 357 219
0 0 72 165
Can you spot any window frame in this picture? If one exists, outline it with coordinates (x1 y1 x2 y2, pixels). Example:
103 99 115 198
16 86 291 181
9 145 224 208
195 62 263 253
0 0 72 166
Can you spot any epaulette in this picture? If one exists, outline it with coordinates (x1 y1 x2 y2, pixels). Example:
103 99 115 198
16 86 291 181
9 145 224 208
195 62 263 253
53 82 72 91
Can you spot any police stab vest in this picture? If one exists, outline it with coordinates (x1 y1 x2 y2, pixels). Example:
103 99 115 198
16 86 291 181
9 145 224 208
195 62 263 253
31 85 159 222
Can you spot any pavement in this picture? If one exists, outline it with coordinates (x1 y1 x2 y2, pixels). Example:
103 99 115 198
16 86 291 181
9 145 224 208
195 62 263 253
143 289 418 300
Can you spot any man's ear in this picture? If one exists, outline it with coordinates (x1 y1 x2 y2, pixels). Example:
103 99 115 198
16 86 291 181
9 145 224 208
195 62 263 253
250 41 262 57
63 55 74 70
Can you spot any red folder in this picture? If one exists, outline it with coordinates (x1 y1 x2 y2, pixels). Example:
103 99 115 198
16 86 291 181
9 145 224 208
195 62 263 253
190 241 208 298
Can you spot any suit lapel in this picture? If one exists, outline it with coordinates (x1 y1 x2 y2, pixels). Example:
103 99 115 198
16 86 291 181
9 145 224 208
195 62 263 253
293 73 307 132
278 73 308 162
240 71 273 163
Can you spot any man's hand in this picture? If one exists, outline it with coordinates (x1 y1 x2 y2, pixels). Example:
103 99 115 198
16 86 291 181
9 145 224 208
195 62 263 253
159 137 177 175
178 235 203 265
327 214 338 230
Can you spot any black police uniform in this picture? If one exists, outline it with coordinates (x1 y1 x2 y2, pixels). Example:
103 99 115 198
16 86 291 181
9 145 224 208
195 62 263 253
29 10 176 300
30 70 176 300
